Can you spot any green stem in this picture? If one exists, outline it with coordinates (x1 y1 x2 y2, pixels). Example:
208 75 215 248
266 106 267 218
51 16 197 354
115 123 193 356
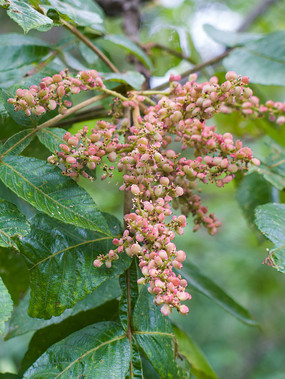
101 87 129 102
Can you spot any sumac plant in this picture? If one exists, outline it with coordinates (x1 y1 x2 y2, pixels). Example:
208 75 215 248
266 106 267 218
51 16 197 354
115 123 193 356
0 1 285 378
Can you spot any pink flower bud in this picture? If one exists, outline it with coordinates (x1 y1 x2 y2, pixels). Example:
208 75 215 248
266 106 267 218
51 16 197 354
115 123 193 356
225 71 237 81
251 158 260 166
179 305 189 315
93 259 102 267
161 304 171 316
176 250 186 262
68 136 79 146
131 184 140 196
66 156 77 164
53 74 62 83
59 144 70 153
57 85 65 98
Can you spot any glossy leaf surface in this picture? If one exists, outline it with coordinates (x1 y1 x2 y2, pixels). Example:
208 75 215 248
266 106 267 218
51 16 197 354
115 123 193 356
18 212 129 318
0 129 35 156
133 287 180 379
0 156 110 235
23 322 131 379
3 1 53 33
37 127 66 153
46 0 104 33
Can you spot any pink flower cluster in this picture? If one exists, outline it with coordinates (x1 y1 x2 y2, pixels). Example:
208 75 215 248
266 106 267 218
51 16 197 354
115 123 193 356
45 70 285 315
47 122 118 180
7 70 104 116
166 71 285 125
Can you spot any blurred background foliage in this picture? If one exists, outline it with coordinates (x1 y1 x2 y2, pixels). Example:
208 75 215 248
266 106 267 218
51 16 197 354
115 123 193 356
0 0 285 378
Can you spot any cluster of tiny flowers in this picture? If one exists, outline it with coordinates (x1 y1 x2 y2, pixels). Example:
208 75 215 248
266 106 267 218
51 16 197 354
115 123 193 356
7 70 104 116
47 123 118 180
43 70 284 315
166 71 285 125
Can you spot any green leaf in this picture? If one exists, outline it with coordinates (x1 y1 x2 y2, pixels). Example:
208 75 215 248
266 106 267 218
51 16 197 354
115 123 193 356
0 276 13 335
102 71 145 90
0 34 50 71
180 262 258 326
19 299 120 376
173 325 219 379
252 141 285 190
119 260 138 330
133 287 180 379
37 127 66 153
203 24 262 47
255 203 285 273
7 278 120 339
0 246 29 305
17 212 129 318
236 172 272 227
0 199 30 251
0 156 110 235
223 31 285 86
46 0 104 33
103 35 153 70
4 1 53 33
0 129 36 156
23 322 131 378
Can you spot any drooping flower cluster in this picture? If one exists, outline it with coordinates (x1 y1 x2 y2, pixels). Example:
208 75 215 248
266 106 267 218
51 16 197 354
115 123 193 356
7 70 104 116
45 70 282 315
13 68 284 315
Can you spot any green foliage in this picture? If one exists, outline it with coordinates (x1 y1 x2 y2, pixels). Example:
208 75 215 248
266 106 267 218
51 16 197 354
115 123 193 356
0 156 110 234
17 212 128 318
235 172 272 227
45 0 104 34
103 72 146 91
181 262 258 326
173 325 218 379
23 322 131 378
0 0 284 377
0 199 30 251
37 127 66 153
2 0 53 33
204 24 262 47
223 31 285 86
0 34 50 72
255 203 285 273
0 277 13 336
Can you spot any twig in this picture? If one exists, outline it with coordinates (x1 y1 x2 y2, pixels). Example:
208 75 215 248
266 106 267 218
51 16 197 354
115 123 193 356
56 107 109 128
153 0 277 91
0 94 107 160
237 0 278 32
61 19 119 73
140 42 196 64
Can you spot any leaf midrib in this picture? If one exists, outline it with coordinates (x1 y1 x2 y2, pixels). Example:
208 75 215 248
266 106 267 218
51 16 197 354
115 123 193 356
55 335 126 378
30 236 113 269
